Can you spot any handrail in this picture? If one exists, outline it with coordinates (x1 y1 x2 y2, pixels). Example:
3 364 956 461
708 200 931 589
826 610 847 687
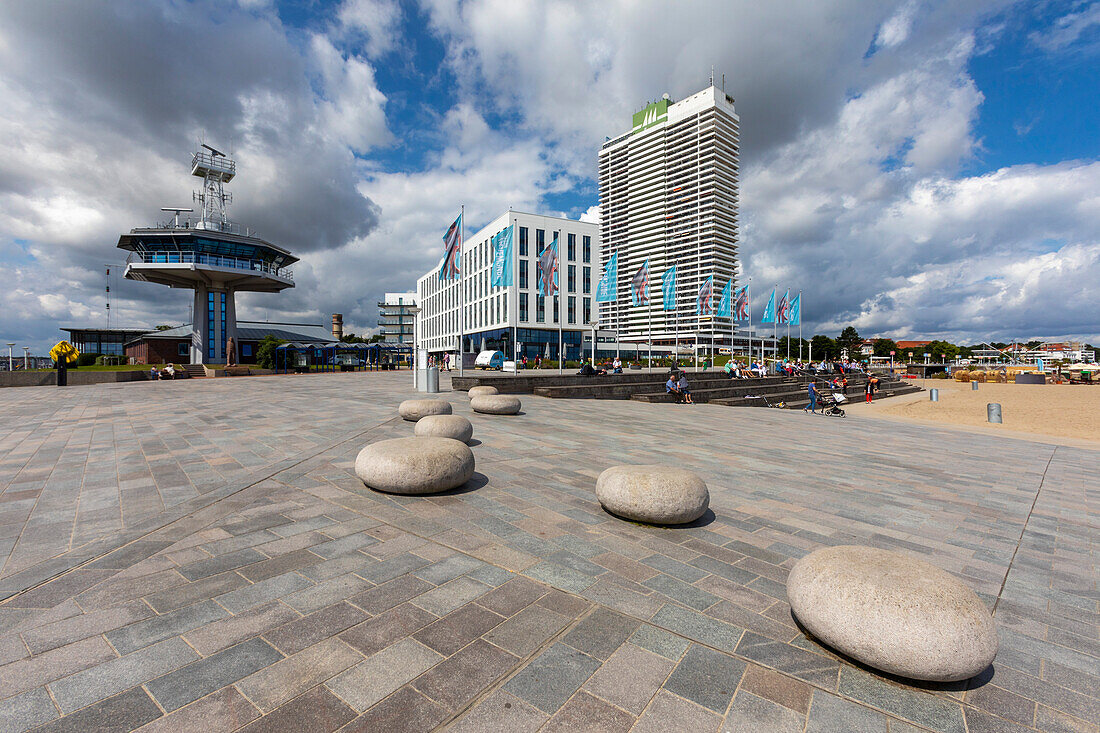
130 251 293 280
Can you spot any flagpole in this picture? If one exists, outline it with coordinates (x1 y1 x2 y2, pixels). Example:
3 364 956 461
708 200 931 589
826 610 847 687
773 283 778 367
558 291 563 375
458 205 465 376
513 216 518 367
747 277 752 368
798 290 803 362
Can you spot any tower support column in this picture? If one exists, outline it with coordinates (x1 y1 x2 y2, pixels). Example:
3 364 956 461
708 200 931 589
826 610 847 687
225 287 238 364
192 284 208 365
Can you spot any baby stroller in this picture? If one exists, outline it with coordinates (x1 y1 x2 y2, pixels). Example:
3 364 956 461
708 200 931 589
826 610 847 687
819 391 847 417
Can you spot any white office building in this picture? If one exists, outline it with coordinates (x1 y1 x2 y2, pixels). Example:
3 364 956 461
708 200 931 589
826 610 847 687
598 85 741 348
416 211 599 361
377 292 418 345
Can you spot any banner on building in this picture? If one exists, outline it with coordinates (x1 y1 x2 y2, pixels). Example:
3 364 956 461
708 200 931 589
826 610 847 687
631 259 650 306
761 288 777 324
537 236 559 296
490 225 514 287
595 251 618 303
662 265 677 311
696 275 713 315
438 214 462 281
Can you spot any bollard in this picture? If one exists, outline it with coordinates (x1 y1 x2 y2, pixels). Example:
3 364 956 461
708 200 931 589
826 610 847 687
929 388 938 402
987 403 1002 424
426 366 440 393
971 381 978 391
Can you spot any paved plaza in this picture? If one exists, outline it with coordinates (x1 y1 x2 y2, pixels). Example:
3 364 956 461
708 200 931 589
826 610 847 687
0 372 1096 732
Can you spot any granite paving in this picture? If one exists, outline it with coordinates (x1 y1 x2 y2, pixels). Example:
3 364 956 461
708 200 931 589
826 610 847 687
0 371 1095 731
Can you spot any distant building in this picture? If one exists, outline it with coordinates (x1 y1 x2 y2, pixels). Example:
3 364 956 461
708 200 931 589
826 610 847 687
61 327 156 356
124 321 335 364
378 293 418 345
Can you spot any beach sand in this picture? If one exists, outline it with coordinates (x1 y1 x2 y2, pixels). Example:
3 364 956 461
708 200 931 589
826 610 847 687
845 378 1100 447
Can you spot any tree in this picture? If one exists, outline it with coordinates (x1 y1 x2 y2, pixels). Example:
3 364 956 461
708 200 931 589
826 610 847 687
925 339 958 362
256 335 285 369
155 325 174 331
836 327 862 359
810 335 838 360
777 336 809 360
872 338 899 357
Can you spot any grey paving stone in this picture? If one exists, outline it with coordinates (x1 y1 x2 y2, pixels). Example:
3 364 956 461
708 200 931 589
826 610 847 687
542 690 636 732
412 638 520 711
145 637 284 712
338 602 438 657
413 602 506 656
503 642 602 713
20 600 152 655
143 571 250 613
355 552 431 584
0 635 117 699
49 636 199 713
736 631 841 688
262 601 366 656
663 643 746 714
632 690 723 733
725 690 805 733
177 548 267 581
85 540 173 570
688 554 760 585
235 685 353 733
236 637 362 712
30 687 162 733
838 668 966 733
483 603 572 658
524 560 599 593
348 573 432 614
213 570 312 613
651 603 744 652
280 571 371 613
643 554 710 583
0 687 59 733
309 532 378 559
182 600 301 656
411 576 492 616
583 642 675 714
336 684 449 733
138 685 261 733
446 690 548 733
558 605 639 660
326 638 442 711
467 564 515 587
105 599 228 655
630 624 691 660
413 553 487 584
643 573 720 610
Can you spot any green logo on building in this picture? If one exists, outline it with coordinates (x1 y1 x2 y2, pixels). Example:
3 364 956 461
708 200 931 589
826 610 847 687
632 99 669 132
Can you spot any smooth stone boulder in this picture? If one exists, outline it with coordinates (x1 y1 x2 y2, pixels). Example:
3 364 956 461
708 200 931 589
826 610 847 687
398 399 452 422
470 394 521 415
468 385 499 397
355 437 474 495
414 414 473 443
595 465 709 525
787 545 998 682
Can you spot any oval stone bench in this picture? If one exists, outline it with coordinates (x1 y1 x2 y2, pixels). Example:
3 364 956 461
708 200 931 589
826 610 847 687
470 394 521 415
355 437 474 495
398 399 452 422
787 545 998 681
414 415 473 444
468 386 499 398
595 465 709 525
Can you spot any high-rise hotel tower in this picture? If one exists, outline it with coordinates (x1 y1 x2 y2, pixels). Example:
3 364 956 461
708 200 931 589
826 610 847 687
597 85 740 347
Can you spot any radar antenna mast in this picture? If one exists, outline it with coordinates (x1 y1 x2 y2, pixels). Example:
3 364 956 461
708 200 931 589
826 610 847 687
191 142 236 231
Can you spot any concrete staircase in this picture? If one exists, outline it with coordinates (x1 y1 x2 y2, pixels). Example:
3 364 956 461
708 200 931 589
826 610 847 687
182 364 206 378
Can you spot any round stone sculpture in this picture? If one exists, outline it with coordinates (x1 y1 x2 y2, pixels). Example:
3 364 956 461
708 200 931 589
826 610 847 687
595 465 709 525
414 414 473 444
468 385 499 398
470 394 521 415
355 437 474 495
787 545 998 682
398 399 452 422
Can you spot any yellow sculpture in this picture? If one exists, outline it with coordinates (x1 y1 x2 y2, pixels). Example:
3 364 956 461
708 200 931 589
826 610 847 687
50 341 80 365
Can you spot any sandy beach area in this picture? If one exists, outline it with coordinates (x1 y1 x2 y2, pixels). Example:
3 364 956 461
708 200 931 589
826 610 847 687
846 378 1100 448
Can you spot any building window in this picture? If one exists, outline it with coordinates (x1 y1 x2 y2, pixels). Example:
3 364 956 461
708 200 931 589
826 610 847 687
220 292 226 359
519 260 528 289
583 297 591 324
567 233 576 261
568 265 576 292
519 227 528 256
178 342 188 357
568 296 576 324
207 292 215 360
536 229 545 255
520 293 528 322
536 295 545 323
583 235 591 263
242 344 252 357
553 297 559 323
583 266 591 293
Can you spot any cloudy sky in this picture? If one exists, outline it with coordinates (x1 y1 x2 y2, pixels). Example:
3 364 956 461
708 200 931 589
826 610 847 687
2 0 1098 354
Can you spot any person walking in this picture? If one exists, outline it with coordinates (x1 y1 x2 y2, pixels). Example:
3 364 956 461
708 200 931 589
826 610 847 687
804 380 819 414
865 374 878 403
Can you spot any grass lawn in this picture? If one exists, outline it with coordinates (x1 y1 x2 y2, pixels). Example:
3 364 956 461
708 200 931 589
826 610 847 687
30 364 157 372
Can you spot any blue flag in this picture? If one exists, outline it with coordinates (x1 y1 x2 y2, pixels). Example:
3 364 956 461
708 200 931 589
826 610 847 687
734 285 749 322
596 251 617 302
662 266 677 311
716 280 732 317
631 259 650 306
696 275 713 315
788 293 801 326
438 214 462 281
761 288 777 324
490 225 514 287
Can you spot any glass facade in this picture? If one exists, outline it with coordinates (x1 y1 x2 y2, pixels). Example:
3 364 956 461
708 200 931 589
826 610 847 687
207 293 215 360
520 293 528 322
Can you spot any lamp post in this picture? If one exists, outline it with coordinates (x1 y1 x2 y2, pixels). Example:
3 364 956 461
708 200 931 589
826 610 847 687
409 305 421 390
23 347 30 371
6 343 13 372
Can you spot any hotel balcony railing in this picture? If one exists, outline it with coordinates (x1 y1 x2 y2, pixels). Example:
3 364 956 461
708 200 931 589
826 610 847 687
128 251 293 280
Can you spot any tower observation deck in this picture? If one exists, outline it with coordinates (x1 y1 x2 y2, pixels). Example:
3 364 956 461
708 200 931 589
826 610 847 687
117 145 298 365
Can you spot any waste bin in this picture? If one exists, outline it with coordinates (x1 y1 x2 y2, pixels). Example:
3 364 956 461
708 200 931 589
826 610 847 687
426 366 440 393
